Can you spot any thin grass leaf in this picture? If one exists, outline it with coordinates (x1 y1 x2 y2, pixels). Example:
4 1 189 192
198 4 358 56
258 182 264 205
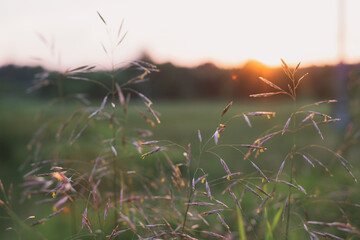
56 111 79 139
147 105 160 124
311 231 343 240
299 99 337 110
140 140 159 146
119 188 123 211
117 19 124 37
222 172 242 179
247 111 276 117
296 72 309 88
0 179 5 197
242 114 252 127
214 129 219 145
197 129 202 143
250 92 286 98
271 204 284 232
302 112 315 123
214 199 229 208
220 158 231 179
307 221 352 229
216 213 230 232
104 197 110 221
116 31 128 46
254 185 271 198
97 11 107 25
222 181 240 194
276 160 286 181
240 144 267 150
280 58 289 70
280 58 292 79
313 158 333 176
245 184 263 200
339 161 357 182
24 167 42 178
310 232 320 240
172 232 197 240
194 174 208 184
198 214 209 226
69 65 89 73
89 158 100 182
107 225 119 240
81 207 87 229
301 154 315 168
101 42 108 54
296 184 307 195
141 147 163 159
308 111 333 119
139 112 155 127
186 144 191 167
67 76 109 91
265 207 273 240
256 131 280 146
282 197 289 221
31 207 65 226
53 196 68 212
201 231 225 239
249 160 269 182
120 212 136 230
311 119 324 139
315 99 338 105
229 189 242 209
185 202 215 206
115 82 127 114
259 77 284 91
205 181 212 199
137 92 152 107
282 115 292 135
236 205 247 240
333 150 349 164
221 101 233 117
82 213 93 234
200 209 224 216
69 124 88 145
89 95 108 119
278 180 298 190
111 146 117 156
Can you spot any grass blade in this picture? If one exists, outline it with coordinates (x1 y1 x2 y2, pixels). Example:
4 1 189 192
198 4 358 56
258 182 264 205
97 11 107 25
236 205 247 240
221 101 233 117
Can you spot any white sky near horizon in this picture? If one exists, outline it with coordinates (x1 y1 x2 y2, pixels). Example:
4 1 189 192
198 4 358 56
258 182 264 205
1 0 360 71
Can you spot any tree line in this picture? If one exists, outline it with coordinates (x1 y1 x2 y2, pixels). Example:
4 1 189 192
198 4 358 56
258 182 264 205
1 58 359 101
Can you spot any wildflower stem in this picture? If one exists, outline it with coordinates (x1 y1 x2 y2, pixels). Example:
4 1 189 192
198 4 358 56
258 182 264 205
285 93 297 239
111 71 119 227
182 154 193 233
285 159 293 240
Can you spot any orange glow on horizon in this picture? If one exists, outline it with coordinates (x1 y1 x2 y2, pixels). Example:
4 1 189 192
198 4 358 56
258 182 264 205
1 0 360 70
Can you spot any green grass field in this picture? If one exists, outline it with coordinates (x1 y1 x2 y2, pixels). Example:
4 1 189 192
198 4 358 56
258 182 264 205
1 97 359 239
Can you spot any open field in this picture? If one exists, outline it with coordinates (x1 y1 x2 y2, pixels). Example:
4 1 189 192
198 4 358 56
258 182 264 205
0 97 359 239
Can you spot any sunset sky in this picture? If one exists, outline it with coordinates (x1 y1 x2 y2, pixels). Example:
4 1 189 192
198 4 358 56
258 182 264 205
1 0 360 70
